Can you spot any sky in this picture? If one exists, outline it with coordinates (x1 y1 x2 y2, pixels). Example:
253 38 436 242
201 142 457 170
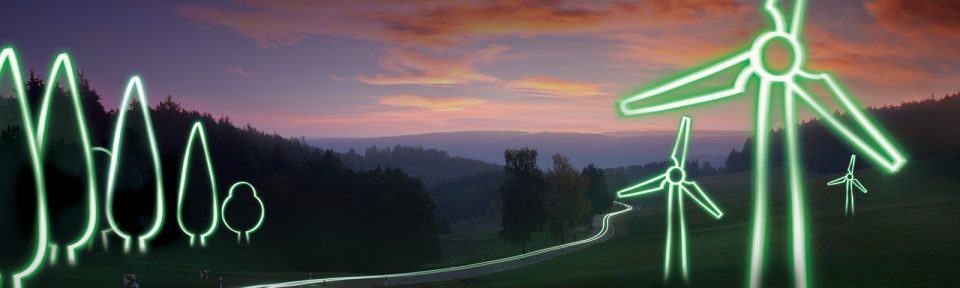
1 0 958 137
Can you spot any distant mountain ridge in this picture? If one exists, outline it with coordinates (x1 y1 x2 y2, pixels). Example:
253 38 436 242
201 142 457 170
337 145 500 187
310 130 749 169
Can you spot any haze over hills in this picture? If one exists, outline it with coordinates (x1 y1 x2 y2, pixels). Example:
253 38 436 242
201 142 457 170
309 130 749 169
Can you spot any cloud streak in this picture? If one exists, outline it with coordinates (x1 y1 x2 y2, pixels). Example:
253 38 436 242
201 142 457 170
175 0 752 48
505 76 608 98
356 45 508 86
224 67 252 77
379 95 484 111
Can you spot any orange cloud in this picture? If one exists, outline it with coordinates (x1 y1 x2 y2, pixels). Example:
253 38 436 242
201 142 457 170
175 0 752 48
175 0 756 89
504 76 608 98
798 3 960 88
356 44 507 86
379 95 484 111
866 0 960 42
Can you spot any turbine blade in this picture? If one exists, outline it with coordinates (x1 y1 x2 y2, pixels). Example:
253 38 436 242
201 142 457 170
671 117 692 168
852 179 868 193
826 177 846 186
617 174 666 198
789 0 809 38
793 71 906 173
848 154 856 173
763 0 787 32
680 181 724 219
617 51 753 117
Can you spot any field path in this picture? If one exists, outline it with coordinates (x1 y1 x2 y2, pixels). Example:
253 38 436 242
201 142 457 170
242 202 634 288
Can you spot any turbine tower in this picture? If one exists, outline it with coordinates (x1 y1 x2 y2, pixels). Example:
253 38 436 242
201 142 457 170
616 116 723 283
614 1 906 287
827 155 867 216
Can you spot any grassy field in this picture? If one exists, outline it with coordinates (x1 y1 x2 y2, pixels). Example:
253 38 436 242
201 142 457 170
429 211 595 270
400 156 960 287
23 156 960 287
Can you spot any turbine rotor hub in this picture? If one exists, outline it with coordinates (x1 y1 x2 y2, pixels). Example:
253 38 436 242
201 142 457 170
666 166 686 184
749 31 805 82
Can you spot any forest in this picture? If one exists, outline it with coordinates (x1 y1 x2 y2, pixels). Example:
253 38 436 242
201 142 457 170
724 93 960 173
0 73 440 273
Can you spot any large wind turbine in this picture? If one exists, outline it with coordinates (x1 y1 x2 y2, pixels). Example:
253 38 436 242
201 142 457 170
614 1 906 287
827 155 867 216
616 116 723 283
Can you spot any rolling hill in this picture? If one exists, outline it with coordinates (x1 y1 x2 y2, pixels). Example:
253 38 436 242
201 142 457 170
309 130 748 169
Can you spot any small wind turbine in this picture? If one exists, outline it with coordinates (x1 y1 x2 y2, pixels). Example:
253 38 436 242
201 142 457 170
616 116 723 283
827 155 867 216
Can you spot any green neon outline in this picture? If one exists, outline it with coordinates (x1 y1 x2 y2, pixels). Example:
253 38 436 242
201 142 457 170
615 116 723 283
176 122 220 247
0 47 50 288
827 155 867 216
33 53 99 266
45 245 57 267
221 181 264 244
103 76 165 254
614 1 906 287
242 202 634 288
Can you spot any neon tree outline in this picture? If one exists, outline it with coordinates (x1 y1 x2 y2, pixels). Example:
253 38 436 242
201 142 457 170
104 76 166 254
33 53 99 266
176 122 220 247
614 0 906 287
827 155 867 216
221 181 265 244
0 47 50 288
616 116 723 283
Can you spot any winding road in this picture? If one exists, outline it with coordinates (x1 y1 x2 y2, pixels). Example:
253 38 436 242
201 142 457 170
242 201 633 288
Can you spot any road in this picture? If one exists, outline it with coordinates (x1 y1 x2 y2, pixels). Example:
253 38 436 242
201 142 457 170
242 202 633 288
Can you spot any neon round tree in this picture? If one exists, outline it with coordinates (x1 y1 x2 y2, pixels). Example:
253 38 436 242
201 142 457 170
615 1 906 287
222 181 265 245
616 116 723 283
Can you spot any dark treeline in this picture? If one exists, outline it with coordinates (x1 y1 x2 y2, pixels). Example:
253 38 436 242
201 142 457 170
498 148 612 252
0 73 439 273
338 145 499 187
725 93 960 173
604 160 723 193
430 170 504 230
428 157 718 233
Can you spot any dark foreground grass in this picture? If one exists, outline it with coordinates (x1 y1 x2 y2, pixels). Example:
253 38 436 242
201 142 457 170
24 156 960 287
401 156 960 288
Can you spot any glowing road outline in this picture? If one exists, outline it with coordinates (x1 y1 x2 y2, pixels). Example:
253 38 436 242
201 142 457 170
242 202 632 288
827 155 867 216
0 47 50 288
222 181 265 244
33 53 99 266
614 1 906 287
103 76 166 254
616 116 723 283
176 122 220 247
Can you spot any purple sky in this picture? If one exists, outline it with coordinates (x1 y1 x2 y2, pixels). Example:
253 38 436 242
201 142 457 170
2 0 958 137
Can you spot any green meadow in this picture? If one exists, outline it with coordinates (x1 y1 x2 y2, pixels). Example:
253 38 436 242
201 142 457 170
401 156 960 288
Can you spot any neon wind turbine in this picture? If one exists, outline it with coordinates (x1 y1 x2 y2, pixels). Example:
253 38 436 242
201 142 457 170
827 155 867 216
614 1 905 287
616 0 906 287
616 116 723 283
